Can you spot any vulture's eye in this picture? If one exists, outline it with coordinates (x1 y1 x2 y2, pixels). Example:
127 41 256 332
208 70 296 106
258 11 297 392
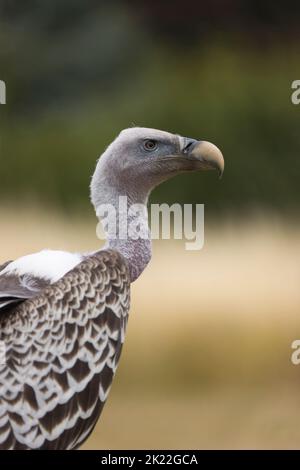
143 139 158 151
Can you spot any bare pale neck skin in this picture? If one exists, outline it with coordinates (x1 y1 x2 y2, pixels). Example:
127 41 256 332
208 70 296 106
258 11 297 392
95 192 152 283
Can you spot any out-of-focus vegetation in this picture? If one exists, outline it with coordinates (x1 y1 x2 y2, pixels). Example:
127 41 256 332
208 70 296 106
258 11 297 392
0 1 299 213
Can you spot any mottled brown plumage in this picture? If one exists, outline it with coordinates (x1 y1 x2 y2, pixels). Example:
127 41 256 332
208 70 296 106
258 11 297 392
0 250 130 449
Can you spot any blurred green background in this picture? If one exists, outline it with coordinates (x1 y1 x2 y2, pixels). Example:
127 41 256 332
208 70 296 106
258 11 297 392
1 0 300 449
1 0 299 213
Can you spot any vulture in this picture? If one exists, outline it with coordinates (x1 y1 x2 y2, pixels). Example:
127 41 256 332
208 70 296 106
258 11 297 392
0 127 224 449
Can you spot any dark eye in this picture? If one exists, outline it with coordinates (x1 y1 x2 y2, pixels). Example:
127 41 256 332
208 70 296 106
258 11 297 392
143 139 157 151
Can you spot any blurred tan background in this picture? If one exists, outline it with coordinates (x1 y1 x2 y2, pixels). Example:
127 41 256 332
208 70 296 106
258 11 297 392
1 0 300 449
2 208 300 449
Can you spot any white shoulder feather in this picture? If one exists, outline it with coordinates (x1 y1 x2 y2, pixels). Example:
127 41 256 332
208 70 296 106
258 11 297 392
0 250 82 283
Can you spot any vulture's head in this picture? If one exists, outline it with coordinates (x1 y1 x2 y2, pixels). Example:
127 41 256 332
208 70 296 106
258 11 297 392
91 127 224 207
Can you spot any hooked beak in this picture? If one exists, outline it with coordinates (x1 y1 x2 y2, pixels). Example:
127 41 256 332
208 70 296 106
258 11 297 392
183 138 224 178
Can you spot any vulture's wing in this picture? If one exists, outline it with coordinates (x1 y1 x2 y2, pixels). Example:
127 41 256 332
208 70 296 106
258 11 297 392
0 261 12 271
0 249 130 449
0 262 50 311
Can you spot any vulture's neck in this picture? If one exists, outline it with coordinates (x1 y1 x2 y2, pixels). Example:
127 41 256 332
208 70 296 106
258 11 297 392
95 191 152 283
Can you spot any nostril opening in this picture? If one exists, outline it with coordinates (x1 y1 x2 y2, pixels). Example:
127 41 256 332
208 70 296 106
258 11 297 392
183 138 197 153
